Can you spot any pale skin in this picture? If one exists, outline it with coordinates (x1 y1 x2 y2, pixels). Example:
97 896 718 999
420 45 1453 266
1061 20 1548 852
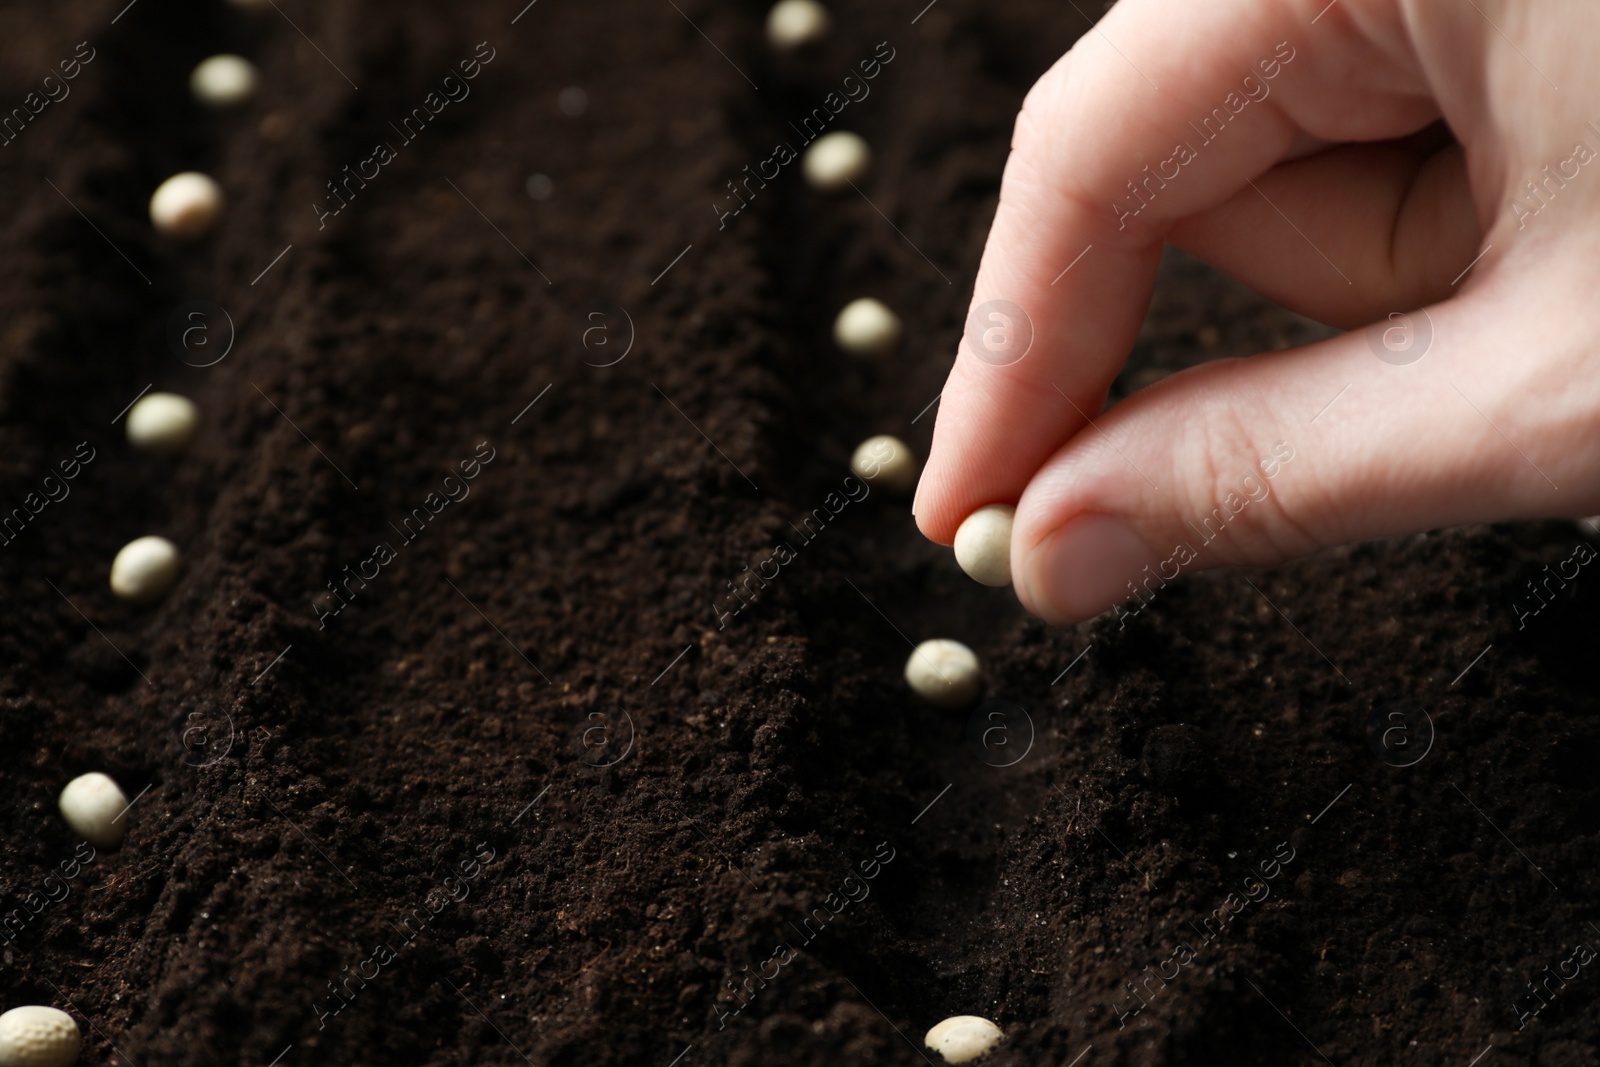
913 0 1600 624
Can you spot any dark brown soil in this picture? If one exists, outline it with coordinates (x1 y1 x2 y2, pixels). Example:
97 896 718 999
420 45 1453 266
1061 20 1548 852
2 2 1597 1066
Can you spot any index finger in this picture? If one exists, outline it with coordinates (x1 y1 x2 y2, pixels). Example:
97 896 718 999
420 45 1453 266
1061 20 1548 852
911 0 1428 542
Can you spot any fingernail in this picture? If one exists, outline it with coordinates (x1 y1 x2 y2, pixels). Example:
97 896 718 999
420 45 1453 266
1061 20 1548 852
1023 514 1159 623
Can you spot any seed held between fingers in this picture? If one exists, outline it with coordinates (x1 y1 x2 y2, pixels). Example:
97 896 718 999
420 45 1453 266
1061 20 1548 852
803 131 870 192
110 536 181 604
953 504 1015 587
57 772 128 850
149 172 224 239
833 297 902 358
924 1015 1003 1063
905 639 981 709
0 1006 81 1067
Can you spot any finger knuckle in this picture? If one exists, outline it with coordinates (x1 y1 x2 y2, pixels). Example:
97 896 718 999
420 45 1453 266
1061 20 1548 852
1171 377 1316 565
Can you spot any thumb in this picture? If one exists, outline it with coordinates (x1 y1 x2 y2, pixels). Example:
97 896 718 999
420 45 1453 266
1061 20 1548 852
1010 256 1600 624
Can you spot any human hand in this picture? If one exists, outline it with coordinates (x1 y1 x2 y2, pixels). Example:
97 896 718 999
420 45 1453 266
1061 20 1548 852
913 0 1600 624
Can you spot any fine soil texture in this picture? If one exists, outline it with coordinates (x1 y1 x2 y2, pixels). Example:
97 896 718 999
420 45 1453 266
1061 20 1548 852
2 2 1598 1066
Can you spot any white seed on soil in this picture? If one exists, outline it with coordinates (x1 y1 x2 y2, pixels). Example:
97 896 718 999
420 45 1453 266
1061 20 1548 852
189 55 258 108
525 173 554 201
149 172 224 239
57 773 128 850
849 434 917 494
110 536 181 604
953 504 1015 587
833 298 902 359
765 0 831 50
904 639 981 709
802 131 869 192
924 1015 1003 1064
125 393 199 456
0 1006 81 1067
